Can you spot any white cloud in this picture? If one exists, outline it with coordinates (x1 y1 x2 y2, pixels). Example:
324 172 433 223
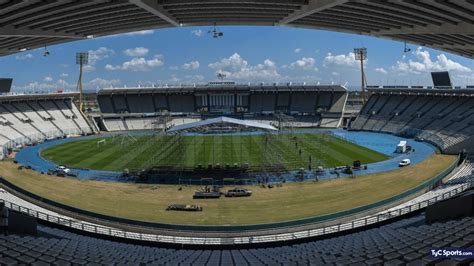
14 81 58 91
84 47 115 72
375 67 388 74
191 29 204 37
83 65 96 72
60 73 69 78
208 53 280 81
124 30 154 36
160 75 181 84
123 47 149 57
392 47 471 74
105 55 164 72
14 79 73 92
13 77 121 92
332 72 340 76
156 74 206 84
290 57 317 70
88 47 115 65
323 52 359 68
88 78 121 88
294 48 302 53
15 53 34 60
182 60 200 70
56 79 69 87
184 75 205 82
43 76 53 82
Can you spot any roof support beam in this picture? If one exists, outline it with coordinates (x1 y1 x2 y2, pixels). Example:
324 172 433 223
0 25 84 39
129 0 180 26
278 0 348 25
374 22 474 35
431 44 474 50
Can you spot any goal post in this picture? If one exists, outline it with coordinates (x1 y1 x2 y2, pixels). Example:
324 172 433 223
96 139 106 148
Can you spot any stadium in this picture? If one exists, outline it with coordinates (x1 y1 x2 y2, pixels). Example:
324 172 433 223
0 1 473 265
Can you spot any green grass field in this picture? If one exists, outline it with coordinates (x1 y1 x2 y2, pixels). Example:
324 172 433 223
41 133 389 172
0 155 457 225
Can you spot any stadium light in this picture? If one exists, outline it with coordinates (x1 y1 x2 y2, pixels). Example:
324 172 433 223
76 52 89 65
43 46 50 57
208 23 224 38
354 48 368 103
76 52 89 113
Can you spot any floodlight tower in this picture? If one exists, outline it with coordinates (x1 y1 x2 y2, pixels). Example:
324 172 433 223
76 52 89 112
354 48 367 103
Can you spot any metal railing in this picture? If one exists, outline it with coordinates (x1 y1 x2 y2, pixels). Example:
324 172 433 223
1 179 471 245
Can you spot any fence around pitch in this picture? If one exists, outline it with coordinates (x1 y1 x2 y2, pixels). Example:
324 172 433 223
1 179 471 245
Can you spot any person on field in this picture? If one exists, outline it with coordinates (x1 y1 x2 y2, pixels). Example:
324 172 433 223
0 203 8 236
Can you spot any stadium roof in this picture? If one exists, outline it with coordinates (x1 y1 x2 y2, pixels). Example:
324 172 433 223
1 1 474 58
169 116 278 132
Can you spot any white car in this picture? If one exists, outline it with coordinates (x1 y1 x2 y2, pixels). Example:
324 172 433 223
225 188 253 197
399 159 411 167
56 165 71 174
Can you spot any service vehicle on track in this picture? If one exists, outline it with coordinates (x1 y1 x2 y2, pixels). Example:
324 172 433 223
225 188 252 197
399 159 411 167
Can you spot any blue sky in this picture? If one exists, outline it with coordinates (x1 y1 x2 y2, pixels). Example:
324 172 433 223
2 26 473 92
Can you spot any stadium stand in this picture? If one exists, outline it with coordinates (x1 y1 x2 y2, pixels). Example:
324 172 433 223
0 93 92 159
1 87 473 263
95 114 201 132
351 88 474 154
0 213 470 265
96 84 348 131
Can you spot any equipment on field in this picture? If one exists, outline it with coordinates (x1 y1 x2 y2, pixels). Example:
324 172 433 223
166 204 202 212
96 139 106 148
353 160 361 169
395 141 407 153
193 185 222 199
112 133 137 146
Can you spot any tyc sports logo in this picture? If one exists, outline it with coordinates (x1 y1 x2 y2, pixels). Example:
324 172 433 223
430 248 474 258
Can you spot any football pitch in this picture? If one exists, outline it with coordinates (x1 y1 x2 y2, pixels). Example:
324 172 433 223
41 133 389 172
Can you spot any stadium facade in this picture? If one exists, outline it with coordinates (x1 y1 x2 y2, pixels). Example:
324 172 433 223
93 84 348 131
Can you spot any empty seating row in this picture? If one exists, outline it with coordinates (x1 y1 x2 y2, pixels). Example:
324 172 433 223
0 211 472 265
351 90 474 153
101 116 203 132
0 98 92 158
